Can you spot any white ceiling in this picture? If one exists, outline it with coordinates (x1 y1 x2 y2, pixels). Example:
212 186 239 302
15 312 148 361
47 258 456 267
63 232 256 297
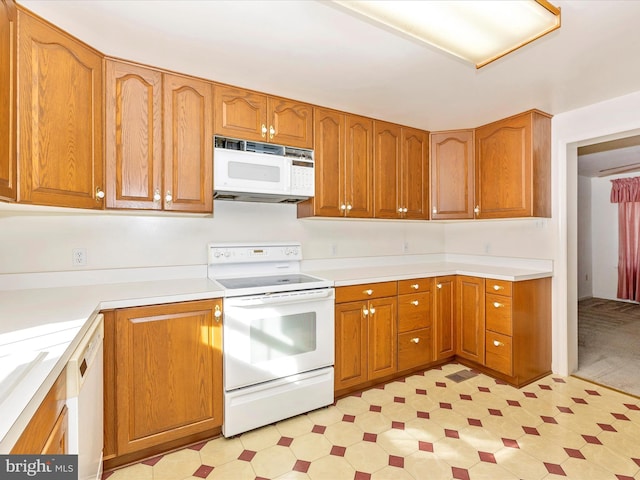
17 0 640 170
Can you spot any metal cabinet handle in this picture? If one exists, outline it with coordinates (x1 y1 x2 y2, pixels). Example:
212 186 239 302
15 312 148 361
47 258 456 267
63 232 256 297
411 283 419 289
95 187 105 200
269 125 275 139
493 302 503 308
474 205 480 214
153 189 161 202
214 305 222 322
261 124 267 138
493 285 504 291
346 204 353 211
493 340 504 347
165 191 173 203
411 337 420 344
402 207 407 213
340 204 346 211
411 300 419 306
369 307 376 315
364 289 373 295
363 307 369 316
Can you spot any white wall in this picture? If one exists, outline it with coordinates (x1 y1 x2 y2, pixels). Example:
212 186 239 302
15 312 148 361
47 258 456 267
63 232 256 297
577 175 593 299
0 201 446 274
553 89 640 376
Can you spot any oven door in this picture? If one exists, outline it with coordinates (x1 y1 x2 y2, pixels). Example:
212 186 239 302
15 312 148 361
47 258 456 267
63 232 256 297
223 288 335 391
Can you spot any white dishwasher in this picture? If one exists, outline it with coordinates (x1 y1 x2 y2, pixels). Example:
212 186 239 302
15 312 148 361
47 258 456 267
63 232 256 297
66 314 104 480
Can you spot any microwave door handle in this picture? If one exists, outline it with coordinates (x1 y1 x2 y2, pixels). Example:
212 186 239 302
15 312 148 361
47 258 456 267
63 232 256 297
231 289 333 307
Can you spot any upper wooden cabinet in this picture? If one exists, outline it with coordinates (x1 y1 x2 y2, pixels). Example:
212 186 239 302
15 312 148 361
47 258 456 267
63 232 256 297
475 110 551 219
374 122 429 220
105 60 213 213
0 0 16 201
298 108 373 218
163 73 213 213
214 84 313 149
17 9 104 209
430 130 474 220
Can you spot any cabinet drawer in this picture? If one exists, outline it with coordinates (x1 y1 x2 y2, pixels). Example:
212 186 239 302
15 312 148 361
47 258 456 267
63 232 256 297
398 278 433 295
485 293 512 335
398 293 432 332
336 281 397 303
485 279 512 296
485 331 513 376
398 328 432 371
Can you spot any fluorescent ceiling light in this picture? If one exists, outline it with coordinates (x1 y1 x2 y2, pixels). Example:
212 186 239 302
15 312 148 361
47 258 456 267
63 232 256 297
332 0 561 68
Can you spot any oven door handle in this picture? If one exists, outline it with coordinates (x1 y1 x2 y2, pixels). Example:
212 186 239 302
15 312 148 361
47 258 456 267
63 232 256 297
227 289 334 306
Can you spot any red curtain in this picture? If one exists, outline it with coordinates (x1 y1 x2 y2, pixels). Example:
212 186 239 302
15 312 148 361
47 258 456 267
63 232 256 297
611 177 640 301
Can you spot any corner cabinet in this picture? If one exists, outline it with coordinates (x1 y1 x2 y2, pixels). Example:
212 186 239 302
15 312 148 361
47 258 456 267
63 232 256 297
0 0 16 201
214 84 313 149
298 109 373 218
475 110 551 219
456 276 485 364
374 122 429 220
430 130 474 220
17 8 104 209
104 299 223 468
434 276 456 361
105 60 213 213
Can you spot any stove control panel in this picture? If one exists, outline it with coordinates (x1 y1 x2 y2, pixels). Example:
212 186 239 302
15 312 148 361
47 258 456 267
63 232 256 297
208 243 302 264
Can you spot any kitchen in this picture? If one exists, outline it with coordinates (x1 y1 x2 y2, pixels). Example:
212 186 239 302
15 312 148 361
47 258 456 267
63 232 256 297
2 1 640 479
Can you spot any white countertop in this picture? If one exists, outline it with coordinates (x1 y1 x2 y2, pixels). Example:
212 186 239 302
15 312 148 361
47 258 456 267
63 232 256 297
0 253 552 453
0 275 224 453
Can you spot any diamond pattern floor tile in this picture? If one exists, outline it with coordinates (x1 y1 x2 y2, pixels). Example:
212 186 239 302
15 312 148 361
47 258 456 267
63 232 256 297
103 364 640 480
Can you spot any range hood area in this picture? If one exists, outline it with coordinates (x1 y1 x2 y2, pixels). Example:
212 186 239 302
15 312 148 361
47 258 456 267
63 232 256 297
213 136 315 204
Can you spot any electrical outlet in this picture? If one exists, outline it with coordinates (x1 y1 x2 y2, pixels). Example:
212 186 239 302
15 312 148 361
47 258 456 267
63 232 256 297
330 244 337 256
72 248 87 267
403 241 409 253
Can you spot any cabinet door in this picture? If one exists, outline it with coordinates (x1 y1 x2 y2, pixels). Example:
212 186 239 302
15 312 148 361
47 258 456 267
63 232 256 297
374 121 401 219
0 0 16 201
163 74 213 213
18 10 104 209
402 127 429 220
335 301 368 390
368 297 397 380
41 407 67 454
434 276 456 360
298 107 345 217
115 300 222 454
105 60 162 210
475 114 531 218
430 130 474 219
456 276 486 363
214 85 267 142
345 115 373 218
269 97 313 148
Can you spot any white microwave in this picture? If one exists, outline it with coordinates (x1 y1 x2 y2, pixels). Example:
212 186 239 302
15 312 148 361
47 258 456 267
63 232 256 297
213 136 315 203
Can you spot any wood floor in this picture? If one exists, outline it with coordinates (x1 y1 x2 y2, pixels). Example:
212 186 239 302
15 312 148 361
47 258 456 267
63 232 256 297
576 297 640 397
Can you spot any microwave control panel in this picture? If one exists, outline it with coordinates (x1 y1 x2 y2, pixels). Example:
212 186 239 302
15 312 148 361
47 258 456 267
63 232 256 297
291 165 315 196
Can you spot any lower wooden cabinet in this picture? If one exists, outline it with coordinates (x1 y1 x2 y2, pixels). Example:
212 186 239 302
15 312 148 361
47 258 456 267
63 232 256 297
434 276 456 360
397 278 434 370
334 282 397 393
456 276 486 364
103 299 223 467
11 372 67 454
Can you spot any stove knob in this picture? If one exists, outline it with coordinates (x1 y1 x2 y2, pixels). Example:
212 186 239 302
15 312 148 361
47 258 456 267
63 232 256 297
224 251 231 258
213 250 222 258
292 248 299 256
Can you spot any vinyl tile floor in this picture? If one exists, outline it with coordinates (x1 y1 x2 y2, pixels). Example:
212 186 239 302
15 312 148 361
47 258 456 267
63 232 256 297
103 363 640 480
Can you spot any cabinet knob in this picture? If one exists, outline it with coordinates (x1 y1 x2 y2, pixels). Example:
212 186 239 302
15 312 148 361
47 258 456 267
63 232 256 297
346 204 353 211
403 207 408 213
398 207 403 213
436 283 442 289
363 307 369 316
340 204 346 211
269 125 275 139
432 207 437 214
411 283 419 290
261 124 267 138
474 205 480 214
369 307 376 315
493 285 504 291
153 189 161 202
95 187 105 200
363 289 373 295
411 300 419 306
411 337 420 344
493 340 504 347
493 302 503 308
165 191 173 203
214 305 222 321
